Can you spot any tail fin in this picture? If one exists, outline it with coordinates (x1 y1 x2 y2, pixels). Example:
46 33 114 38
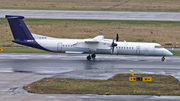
6 15 34 40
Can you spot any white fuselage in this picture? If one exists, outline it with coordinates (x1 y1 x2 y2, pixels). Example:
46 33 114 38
6 15 173 59
33 34 172 56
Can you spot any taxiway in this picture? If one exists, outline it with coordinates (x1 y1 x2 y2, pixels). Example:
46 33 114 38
1 9 180 21
0 53 180 101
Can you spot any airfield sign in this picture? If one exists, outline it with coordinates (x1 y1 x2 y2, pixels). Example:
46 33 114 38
0 48 3 52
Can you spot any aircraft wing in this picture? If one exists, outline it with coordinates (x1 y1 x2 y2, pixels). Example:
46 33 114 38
73 35 111 51
84 41 99 43
84 35 104 43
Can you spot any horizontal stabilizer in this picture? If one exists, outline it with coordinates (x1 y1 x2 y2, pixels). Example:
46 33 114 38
6 15 24 19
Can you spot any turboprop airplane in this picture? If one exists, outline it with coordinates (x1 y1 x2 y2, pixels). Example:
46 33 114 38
6 15 173 61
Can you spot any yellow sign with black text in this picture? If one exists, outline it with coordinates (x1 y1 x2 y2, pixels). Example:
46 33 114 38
0 48 2 52
143 77 152 81
129 77 137 81
129 77 152 81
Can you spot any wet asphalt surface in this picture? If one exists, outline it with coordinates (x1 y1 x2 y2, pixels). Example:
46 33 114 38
0 53 180 80
0 53 180 101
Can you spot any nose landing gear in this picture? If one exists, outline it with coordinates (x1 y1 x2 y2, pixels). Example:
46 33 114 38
87 53 96 60
162 56 166 62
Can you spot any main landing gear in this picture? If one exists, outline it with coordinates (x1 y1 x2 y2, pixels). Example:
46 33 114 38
87 53 96 60
162 56 166 62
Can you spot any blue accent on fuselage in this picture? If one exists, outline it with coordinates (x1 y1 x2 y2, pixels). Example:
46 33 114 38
12 40 51 52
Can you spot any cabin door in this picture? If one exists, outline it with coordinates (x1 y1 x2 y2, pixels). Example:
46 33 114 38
136 46 140 55
57 43 62 52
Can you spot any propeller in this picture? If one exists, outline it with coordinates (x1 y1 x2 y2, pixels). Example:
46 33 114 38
111 38 117 54
116 34 119 42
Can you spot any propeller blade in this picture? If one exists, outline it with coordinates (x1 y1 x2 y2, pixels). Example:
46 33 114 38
116 34 119 42
112 38 115 46
111 38 117 47
111 38 117 54
112 47 114 53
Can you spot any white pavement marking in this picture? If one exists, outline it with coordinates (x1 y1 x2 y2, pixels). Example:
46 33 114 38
1 9 180 21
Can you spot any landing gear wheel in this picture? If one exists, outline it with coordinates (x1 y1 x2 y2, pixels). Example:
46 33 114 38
87 55 91 60
162 56 166 62
91 53 96 59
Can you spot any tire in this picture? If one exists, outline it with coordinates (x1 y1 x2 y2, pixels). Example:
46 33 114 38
162 57 165 61
91 53 96 58
87 55 91 60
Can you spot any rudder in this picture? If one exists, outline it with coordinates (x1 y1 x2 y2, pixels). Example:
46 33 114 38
6 15 34 40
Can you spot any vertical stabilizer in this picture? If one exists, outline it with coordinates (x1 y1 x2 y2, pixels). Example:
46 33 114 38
6 15 34 40
5 15 50 51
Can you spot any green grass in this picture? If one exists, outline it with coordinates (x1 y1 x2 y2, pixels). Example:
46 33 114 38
170 50 180 56
23 73 180 95
0 47 51 53
3 18 180 25
22 19 180 26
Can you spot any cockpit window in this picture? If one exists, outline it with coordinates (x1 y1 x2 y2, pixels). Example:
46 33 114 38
155 45 163 48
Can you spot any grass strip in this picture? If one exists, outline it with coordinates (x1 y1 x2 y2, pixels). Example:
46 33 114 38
1 18 180 47
0 47 52 53
0 0 180 12
23 73 180 96
170 50 180 56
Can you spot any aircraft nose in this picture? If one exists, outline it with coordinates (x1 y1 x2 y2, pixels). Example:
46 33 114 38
165 50 173 56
